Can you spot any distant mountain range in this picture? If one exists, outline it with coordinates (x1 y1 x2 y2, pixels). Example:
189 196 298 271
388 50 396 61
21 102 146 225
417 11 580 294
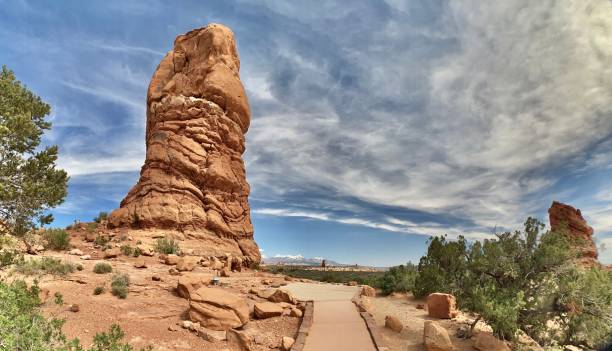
262 255 344 266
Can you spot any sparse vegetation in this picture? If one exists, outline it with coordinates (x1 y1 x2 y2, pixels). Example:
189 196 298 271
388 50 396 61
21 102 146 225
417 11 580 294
154 236 180 255
13 257 74 276
93 211 108 223
42 228 71 251
93 286 105 295
379 263 417 295
133 247 142 257
93 262 113 274
94 234 109 246
0 279 147 350
111 273 130 299
264 265 384 287
120 244 134 256
86 222 97 233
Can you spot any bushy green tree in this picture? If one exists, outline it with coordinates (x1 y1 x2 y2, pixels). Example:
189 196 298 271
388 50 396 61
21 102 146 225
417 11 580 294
413 217 611 347
0 66 68 251
379 262 417 295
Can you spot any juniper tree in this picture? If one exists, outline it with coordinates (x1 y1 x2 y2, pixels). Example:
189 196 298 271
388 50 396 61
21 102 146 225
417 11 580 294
0 65 68 251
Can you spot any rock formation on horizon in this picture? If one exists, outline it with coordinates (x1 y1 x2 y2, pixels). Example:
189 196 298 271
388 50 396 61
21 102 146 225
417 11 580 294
548 201 598 266
108 24 260 265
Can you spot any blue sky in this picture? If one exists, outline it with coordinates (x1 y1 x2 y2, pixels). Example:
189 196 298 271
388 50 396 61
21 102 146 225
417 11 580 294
2 0 612 266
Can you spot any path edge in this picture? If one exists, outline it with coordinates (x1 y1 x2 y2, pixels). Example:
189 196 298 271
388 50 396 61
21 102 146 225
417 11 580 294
353 288 389 351
290 300 314 351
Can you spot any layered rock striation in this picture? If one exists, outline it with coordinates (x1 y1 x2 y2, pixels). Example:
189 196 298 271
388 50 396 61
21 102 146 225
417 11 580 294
108 24 260 264
548 201 598 266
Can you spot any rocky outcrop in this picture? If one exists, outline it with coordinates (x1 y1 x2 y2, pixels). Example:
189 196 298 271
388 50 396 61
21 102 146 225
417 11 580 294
548 201 598 266
107 24 260 266
423 321 455 351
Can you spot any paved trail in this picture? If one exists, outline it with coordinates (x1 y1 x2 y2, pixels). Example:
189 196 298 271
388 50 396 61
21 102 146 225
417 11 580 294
284 282 377 351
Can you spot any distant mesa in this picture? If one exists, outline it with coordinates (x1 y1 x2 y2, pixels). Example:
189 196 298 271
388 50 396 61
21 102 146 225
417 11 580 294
548 201 598 267
107 24 260 266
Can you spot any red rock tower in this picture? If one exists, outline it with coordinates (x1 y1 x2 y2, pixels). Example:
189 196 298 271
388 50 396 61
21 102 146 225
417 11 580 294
548 201 598 266
108 24 260 265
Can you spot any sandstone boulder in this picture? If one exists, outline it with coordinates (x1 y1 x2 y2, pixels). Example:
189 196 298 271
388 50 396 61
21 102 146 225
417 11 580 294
548 201 598 266
69 249 83 256
107 23 260 266
423 321 455 351
281 336 295 351
133 259 147 268
177 275 210 299
165 254 180 265
268 289 295 304
103 248 121 259
254 302 283 319
427 293 457 319
227 329 253 351
474 332 510 351
177 256 200 271
361 285 376 297
188 287 249 330
385 315 403 333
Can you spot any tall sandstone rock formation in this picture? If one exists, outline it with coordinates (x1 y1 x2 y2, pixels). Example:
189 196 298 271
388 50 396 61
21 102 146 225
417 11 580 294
108 24 260 265
548 201 598 266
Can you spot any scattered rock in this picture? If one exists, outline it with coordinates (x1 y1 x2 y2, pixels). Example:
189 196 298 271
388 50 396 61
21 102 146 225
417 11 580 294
152 274 162 281
188 287 250 330
211 257 224 270
103 247 121 259
177 256 200 271
290 307 303 318
423 321 455 351
80 255 91 260
385 315 403 333
416 303 425 309
361 285 376 297
254 302 283 319
197 326 227 342
220 267 231 277
227 329 253 351
427 293 457 319
69 249 83 256
85 232 96 242
267 289 295 304
347 281 358 286
474 332 510 351
165 254 180 265
133 259 147 268
181 320 194 329
139 246 154 256
68 304 80 312
281 336 294 351
168 324 180 332
169 268 180 275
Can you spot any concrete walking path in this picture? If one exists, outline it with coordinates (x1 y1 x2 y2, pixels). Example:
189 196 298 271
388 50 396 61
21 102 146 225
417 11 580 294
284 282 377 351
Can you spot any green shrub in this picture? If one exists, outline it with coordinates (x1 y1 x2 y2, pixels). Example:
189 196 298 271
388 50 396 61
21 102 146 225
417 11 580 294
76 263 83 271
154 237 180 255
14 257 74 276
94 211 108 223
379 263 417 295
111 273 130 299
120 245 133 256
93 262 112 274
133 247 142 257
0 249 19 267
0 279 147 350
42 228 71 251
86 222 97 233
93 286 105 295
94 234 109 246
